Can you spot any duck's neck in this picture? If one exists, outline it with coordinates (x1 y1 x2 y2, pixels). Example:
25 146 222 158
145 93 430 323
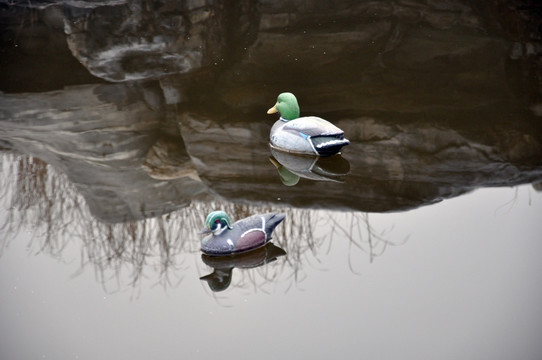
280 104 300 121
212 224 229 236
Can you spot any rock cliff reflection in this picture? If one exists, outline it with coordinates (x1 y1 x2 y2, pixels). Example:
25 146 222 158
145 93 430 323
2 0 542 216
1 83 541 218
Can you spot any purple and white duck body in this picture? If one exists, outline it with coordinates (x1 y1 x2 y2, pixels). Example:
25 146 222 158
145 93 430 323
200 211 285 256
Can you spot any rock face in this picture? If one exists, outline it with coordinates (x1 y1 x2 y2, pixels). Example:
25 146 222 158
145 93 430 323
0 0 541 221
0 84 208 222
177 109 542 212
60 0 259 82
64 2 205 82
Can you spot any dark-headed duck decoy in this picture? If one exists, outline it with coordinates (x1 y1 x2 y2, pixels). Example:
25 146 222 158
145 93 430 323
200 210 285 256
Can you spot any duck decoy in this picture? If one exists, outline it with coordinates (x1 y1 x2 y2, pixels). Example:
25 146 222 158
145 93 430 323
200 210 285 256
267 92 350 156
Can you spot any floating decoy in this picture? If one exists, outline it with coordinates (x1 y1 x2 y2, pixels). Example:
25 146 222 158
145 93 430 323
200 210 285 256
267 92 349 156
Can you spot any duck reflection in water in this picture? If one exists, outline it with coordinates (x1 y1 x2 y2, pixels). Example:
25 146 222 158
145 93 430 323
269 147 350 186
200 243 287 292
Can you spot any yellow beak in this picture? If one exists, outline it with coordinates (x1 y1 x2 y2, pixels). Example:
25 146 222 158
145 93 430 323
267 105 278 114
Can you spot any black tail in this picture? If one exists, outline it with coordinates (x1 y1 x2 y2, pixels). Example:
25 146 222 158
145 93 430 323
264 213 285 238
311 135 350 156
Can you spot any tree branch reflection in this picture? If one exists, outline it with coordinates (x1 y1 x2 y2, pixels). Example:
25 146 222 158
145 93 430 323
1 153 403 294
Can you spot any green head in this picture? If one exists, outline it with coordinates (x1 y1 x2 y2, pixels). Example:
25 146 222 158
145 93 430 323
203 210 232 235
267 92 300 121
269 157 300 186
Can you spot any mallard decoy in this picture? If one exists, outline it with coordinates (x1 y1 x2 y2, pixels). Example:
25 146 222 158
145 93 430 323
200 210 285 256
267 92 349 156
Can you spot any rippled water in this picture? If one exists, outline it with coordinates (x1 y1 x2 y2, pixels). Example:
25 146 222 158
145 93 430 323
1 1 542 359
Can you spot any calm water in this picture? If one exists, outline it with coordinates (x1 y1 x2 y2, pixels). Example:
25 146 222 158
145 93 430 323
1 165 541 359
1 1 542 359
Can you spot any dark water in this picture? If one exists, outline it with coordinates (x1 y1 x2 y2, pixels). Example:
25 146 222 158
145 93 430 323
1 1 542 359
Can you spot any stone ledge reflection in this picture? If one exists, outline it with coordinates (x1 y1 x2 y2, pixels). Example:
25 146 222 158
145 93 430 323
0 84 207 222
179 110 542 212
1 84 541 218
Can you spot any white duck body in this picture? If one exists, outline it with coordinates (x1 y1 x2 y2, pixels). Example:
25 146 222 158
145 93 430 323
270 116 349 156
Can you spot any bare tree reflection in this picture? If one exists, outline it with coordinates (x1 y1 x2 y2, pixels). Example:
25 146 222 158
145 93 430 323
0 153 403 294
318 212 409 274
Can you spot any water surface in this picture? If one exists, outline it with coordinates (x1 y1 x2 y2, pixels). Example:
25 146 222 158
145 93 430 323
1 175 541 359
1 1 542 359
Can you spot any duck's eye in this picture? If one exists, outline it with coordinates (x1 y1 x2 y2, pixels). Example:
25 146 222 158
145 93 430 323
211 218 224 231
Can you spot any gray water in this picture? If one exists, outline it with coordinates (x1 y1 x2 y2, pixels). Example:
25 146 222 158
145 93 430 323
1 169 541 359
1 1 542 359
